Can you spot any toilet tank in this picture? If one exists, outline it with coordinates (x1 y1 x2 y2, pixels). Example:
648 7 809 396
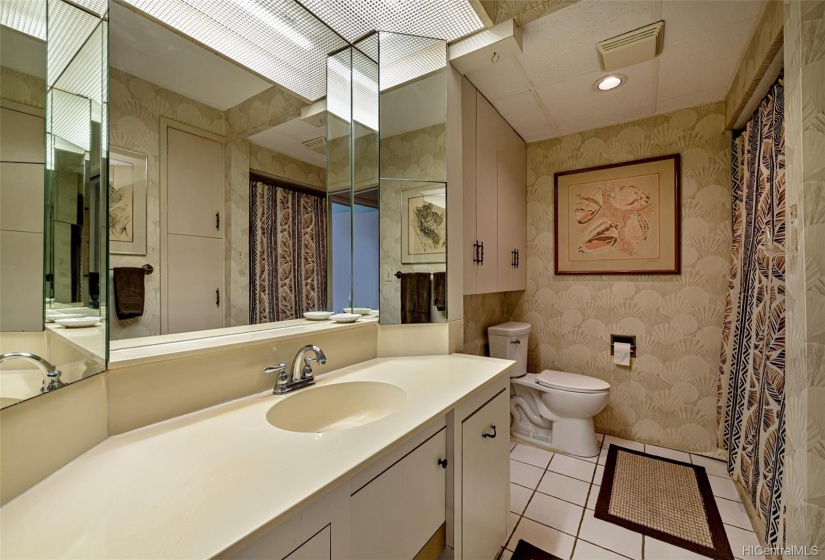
488 322 531 378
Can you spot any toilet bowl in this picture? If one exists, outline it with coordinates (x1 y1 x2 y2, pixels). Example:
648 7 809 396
488 322 611 458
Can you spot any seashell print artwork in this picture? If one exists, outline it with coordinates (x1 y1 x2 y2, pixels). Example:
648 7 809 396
554 155 680 274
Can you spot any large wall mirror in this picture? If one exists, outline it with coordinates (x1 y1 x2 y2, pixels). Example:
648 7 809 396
0 0 109 409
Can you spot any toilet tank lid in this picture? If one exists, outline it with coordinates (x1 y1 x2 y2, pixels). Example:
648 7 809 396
537 370 610 393
488 322 531 336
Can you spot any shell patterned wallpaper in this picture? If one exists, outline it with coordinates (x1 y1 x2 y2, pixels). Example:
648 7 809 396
0 67 45 110
510 102 734 453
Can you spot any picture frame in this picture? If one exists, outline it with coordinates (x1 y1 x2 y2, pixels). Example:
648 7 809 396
109 147 148 256
401 184 446 264
554 154 680 275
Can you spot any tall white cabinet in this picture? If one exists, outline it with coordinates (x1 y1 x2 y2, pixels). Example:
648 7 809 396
162 125 225 334
462 77 527 296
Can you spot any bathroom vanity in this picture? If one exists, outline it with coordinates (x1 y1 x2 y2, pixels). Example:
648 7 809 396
0 354 512 560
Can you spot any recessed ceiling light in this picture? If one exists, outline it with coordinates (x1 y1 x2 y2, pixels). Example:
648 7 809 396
594 74 627 92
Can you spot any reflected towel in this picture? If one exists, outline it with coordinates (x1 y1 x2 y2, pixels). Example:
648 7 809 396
433 271 446 311
113 267 145 320
401 272 430 324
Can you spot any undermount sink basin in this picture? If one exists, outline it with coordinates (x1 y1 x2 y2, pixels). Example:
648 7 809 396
266 381 407 433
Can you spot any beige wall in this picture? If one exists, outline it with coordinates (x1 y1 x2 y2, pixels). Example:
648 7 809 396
462 292 522 358
509 102 732 453
783 0 825 552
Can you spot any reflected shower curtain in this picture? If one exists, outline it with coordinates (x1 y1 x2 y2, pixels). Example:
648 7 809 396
249 180 327 323
718 76 785 548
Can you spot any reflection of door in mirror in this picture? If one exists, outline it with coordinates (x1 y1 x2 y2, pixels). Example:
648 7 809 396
0 0 109 409
107 3 348 346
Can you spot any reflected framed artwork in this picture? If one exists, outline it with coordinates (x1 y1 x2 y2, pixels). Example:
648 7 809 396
401 185 446 264
554 154 680 274
109 147 147 255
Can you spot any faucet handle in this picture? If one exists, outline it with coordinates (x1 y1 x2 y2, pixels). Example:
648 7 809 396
264 363 287 375
301 357 317 379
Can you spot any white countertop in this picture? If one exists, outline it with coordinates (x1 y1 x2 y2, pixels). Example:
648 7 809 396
0 354 513 559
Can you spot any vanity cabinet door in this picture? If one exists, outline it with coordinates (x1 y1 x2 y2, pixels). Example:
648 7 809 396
475 92 499 294
350 428 447 559
461 390 510 559
496 117 527 293
283 525 331 560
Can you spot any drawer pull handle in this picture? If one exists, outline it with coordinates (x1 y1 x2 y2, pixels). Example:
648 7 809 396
438 458 448 469
482 425 497 439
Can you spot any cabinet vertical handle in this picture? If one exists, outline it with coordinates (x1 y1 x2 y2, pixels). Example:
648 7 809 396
482 425 497 439
438 458 448 469
215 289 220 306
216 211 220 230
480 241 484 265
473 241 480 264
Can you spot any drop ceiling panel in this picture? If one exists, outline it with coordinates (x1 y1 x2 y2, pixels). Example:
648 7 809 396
248 118 326 168
660 0 764 47
491 91 557 142
656 21 755 101
656 86 725 115
110 3 272 110
536 61 656 126
466 57 531 101
556 101 655 136
518 0 657 87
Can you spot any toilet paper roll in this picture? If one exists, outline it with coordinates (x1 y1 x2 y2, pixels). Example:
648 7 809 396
613 342 632 366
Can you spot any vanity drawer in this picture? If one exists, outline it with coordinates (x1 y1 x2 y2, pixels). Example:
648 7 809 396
350 428 447 559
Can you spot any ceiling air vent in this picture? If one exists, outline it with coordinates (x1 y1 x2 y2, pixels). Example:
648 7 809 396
597 21 664 72
302 137 326 154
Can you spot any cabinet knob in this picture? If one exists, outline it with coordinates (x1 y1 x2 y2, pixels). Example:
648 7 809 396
482 425 497 439
438 458 448 469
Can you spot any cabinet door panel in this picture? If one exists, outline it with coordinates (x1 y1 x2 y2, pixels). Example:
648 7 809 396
351 429 447 559
496 118 527 292
475 93 498 294
462 390 510 559
284 526 331 560
462 77 478 296
166 127 223 239
167 234 223 334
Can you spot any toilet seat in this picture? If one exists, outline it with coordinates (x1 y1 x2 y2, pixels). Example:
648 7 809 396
536 370 610 394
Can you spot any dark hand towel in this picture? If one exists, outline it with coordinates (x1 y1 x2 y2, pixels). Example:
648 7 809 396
401 272 431 324
432 271 447 311
113 267 145 320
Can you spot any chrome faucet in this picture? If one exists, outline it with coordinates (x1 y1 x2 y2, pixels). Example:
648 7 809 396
0 353 65 393
264 345 327 395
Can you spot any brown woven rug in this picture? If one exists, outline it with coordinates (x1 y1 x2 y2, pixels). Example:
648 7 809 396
511 540 562 560
595 446 734 560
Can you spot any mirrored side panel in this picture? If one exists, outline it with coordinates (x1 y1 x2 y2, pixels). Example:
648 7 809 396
378 32 447 325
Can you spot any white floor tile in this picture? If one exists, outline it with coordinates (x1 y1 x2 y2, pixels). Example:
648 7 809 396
603 435 644 452
597 448 609 465
691 454 729 477
537 472 590 506
578 510 642 560
511 459 544 489
724 524 760 559
644 537 708 559
593 465 605 485
511 441 517 452
511 483 533 514
524 492 584 536
499 548 513 560
511 443 554 469
549 454 597 482
645 445 691 464
573 539 627 560
715 497 753 531
579 452 599 463
708 475 740 501
506 512 519 546
586 485 600 510
508 517 576 559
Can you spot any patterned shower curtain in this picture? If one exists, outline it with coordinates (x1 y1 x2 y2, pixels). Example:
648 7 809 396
718 75 785 548
249 179 327 324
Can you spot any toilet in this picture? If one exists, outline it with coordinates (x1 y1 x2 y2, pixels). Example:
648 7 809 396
489 322 610 458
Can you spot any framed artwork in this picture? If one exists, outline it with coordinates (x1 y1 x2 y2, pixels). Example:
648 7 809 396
109 147 147 255
401 184 446 264
554 154 680 274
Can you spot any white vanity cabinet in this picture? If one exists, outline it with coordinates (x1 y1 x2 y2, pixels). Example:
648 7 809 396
284 526 331 560
462 76 527 296
350 428 447 559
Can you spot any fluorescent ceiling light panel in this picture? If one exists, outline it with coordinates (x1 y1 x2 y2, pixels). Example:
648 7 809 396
122 0 347 100
380 32 446 91
299 0 483 43
1 0 47 39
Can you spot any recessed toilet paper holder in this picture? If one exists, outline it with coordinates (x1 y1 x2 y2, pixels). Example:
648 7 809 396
610 334 637 358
